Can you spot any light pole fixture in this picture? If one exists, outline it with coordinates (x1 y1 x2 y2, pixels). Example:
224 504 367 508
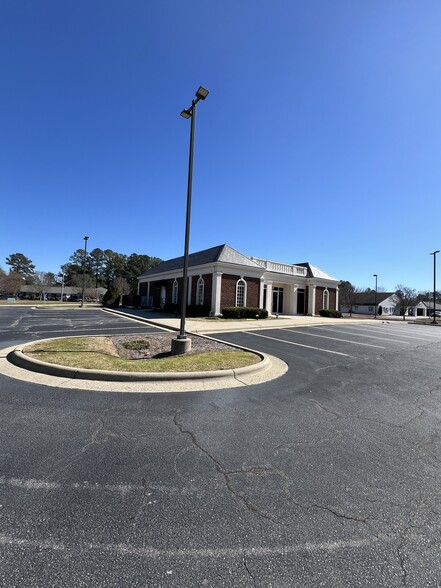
171 86 209 356
80 236 89 308
59 270 65 303
373 274 378 319
430 250 439 324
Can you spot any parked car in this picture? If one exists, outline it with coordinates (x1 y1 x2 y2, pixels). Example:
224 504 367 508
429 311 441 317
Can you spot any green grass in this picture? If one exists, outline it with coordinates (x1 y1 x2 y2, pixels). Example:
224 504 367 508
23 337 260 373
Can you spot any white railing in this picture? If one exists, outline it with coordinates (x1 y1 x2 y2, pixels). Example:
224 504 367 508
251 257 307 276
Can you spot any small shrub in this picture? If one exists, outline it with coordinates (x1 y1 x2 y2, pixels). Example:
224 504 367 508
319 309 342 318
222 307 268 319
122 339 150 351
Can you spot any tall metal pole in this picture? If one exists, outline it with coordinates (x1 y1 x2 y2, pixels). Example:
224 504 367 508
81 236 89 308
430 251 439 324
373 274 378 319
60 271 64 303
171 87 209 356
178 99 196 340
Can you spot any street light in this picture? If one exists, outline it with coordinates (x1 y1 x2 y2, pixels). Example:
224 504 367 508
59 270 65 302
373 274 378 318
430 250 439 325
80 236 89 308
171 86 209 356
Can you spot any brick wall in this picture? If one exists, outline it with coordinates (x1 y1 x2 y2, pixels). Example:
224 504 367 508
315 287 337 313
190 273 213 306
329 288 337 310
220 274 260 309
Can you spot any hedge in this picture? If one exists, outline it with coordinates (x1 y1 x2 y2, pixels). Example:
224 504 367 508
319 309 342 318
221 307 268 319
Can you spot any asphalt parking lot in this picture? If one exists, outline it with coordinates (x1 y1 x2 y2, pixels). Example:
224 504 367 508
2 307 441 587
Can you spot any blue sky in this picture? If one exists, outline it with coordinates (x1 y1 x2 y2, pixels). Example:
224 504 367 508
1 1 441 292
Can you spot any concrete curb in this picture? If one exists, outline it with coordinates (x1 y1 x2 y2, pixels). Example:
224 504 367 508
8 344 269 382
101 307 180 332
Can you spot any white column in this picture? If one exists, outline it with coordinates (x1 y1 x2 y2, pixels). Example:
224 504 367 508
187 276 192 305
259 278 265 309
335 287 339 311
308 285 317 316
266 282 273 314
291 285 298 315
212 271 223 315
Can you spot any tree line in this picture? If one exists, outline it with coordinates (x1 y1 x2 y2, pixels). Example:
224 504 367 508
0 250 162 298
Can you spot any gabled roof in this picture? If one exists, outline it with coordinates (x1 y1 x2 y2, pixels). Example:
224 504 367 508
419 301 441 311
352 292 396 305
295 262 338 281
139 244 262 277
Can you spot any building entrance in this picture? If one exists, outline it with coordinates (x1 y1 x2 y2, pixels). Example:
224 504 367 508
297 288 305 314
272 287 284 314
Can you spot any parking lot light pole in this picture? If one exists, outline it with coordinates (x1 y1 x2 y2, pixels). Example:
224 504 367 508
171 86 209 356
373 274 378 319
80 236 89 308
430 250 439 325
59 270 65 303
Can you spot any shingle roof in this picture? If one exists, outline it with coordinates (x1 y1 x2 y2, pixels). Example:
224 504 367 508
139 244 262 277
294 262 338 281
353 292 396 305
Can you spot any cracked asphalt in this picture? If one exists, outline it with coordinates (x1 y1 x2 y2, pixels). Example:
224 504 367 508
1 307 441 586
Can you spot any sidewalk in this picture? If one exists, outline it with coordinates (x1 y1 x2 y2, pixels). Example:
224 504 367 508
105 308 382 334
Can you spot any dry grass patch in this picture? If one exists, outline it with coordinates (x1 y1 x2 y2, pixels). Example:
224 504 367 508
23 334 260 373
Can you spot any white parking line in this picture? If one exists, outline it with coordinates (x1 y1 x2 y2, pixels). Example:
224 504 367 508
283 329 385 349
244 332 353 357
0 532 391 559
346 323 441 340
310 326 410 344
330 324 432 342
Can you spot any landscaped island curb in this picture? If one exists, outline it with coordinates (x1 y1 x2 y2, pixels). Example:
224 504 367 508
8 344 270 382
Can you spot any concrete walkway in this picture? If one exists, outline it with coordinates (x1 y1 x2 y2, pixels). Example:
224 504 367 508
104 308 383 334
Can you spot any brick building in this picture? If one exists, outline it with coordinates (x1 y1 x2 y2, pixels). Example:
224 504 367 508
138 244 340 316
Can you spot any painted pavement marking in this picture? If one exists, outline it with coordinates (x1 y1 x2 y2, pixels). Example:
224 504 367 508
282 329 386 349
244 331 353 357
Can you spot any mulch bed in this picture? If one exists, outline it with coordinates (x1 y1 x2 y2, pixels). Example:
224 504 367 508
112 332 237 360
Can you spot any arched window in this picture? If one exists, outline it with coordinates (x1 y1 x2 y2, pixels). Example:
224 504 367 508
196 277 204 305
236 279 246 307
323 288 329 311
172 279 179 305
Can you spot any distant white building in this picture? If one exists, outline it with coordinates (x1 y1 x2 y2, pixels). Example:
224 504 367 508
340 292 398 316
341 292 439 318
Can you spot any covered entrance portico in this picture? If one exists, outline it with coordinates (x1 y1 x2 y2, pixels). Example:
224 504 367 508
262 282 307 316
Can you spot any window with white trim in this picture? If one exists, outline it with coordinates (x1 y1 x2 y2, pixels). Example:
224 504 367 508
196 277 204 305
323 289 329 310
236 279 246 307
172 279 178 305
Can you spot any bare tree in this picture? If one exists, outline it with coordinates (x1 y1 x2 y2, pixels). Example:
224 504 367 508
339 281 364 317
394 285 417 321
113 277 131 305
0 271 23 297
34 271 55 300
